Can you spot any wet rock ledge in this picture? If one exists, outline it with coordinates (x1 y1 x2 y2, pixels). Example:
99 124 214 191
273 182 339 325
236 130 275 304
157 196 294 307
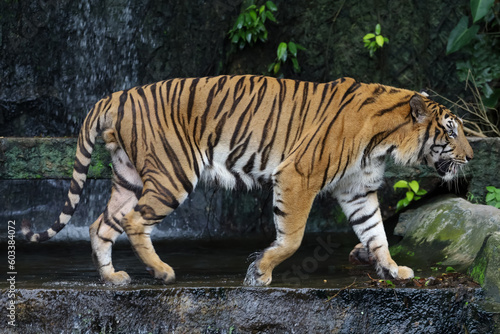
1 286 498 333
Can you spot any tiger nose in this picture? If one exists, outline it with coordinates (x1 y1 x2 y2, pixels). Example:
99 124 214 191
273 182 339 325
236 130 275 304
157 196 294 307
465 155 473 162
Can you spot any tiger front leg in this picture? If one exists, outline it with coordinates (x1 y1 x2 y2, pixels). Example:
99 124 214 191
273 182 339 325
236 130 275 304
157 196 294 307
244 168 317 286
337 190 414 280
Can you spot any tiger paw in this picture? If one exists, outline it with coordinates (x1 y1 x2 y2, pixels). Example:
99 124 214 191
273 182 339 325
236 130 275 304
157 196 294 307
397 265 414 279
243 261 271 286
146 265 176 284
104 271 131 285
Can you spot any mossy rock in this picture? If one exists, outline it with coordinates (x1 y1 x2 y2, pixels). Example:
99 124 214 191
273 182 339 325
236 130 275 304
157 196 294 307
392 195 500 271
469 232 500 303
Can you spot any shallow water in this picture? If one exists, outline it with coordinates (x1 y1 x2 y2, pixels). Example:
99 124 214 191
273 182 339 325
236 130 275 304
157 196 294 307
4 233 387 290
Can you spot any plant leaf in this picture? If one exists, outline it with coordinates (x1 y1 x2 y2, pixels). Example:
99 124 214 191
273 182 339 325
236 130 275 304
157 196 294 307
363 33 375 40
249 9 257 23
396 200 405 212
471 0 495 23
236 14 245 30
416 189 428 196
291 57 300 72
409 180 420 193
393 180 408 190
265 11 277 23
376 35 384 47
406 191 414 202
266 1 278 12
277 42 288 61
295 43 307 50
446 16 480 54
486 192 495 202
375 23 381 35
288 41 297 57
486 186 497 192
230 34 240 44
273 62 281 75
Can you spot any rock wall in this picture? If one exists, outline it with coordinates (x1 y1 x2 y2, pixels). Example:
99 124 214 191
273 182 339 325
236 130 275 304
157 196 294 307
1 0 467 136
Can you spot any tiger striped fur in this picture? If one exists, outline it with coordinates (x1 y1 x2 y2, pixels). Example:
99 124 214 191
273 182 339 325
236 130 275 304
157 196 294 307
22 75 473 286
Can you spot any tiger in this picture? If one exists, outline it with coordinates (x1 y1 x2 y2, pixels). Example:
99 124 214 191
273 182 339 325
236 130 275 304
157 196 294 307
22 75 473 286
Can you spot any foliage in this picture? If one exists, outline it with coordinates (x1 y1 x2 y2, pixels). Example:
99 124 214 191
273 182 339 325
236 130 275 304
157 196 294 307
447 0 500 111
228 1 277 50
363 23 389 58
267 41 306 77
393 180 427 212
485 186 500 209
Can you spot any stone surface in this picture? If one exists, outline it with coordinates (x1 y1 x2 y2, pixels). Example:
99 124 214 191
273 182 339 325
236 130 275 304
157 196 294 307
392 195 500 271
470 232 500 303
0 286 496 333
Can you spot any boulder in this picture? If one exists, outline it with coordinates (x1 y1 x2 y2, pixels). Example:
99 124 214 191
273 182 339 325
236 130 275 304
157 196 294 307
469 232 500 303
392 195 500 271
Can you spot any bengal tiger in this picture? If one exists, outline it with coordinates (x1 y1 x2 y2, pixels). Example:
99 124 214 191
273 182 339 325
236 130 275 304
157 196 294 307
22 75 473 286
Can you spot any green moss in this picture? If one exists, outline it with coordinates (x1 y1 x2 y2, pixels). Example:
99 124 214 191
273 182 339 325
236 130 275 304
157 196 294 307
470 253 488 285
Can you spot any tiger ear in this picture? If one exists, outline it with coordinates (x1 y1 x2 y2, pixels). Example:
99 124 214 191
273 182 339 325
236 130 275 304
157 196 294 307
410 95 430 123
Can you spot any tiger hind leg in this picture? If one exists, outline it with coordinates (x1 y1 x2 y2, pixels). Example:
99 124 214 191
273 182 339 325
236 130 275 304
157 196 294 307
122 173 193 284
244 166 317 286
90 130 143 284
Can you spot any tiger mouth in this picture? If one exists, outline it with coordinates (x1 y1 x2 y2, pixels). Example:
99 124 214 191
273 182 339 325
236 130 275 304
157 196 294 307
434 159 457 178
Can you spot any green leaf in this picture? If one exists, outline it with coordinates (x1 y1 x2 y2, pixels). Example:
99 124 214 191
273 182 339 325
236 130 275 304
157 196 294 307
277 42 288 61
288 41 297 57
249 9 257 23
259 5 265 14
396 199 405 212
291 57 300 72
268 62 276 73
486 186 497 192
273 62 281 75
394 180 408 190
471 0 495 23
246 32 252 44
295 43 307 51
486 192 495 202
384 37 389 43
363 33 375 41
375 23 381 35
446 266 456 273
446 16 480 54
406 191 414 202
265 11 277 23
495 203 500 209
266 1 278 12
236 14 245 30
230 34 240 44
496 192 500 202
375 35 384 47
409 181 420 193
416 189 427 196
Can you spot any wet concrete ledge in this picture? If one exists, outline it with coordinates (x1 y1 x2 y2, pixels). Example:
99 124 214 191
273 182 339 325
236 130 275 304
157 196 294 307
1 286 498 333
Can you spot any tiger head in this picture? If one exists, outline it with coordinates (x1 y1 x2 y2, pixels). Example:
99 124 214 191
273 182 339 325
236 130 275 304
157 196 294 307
410 93 473 182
